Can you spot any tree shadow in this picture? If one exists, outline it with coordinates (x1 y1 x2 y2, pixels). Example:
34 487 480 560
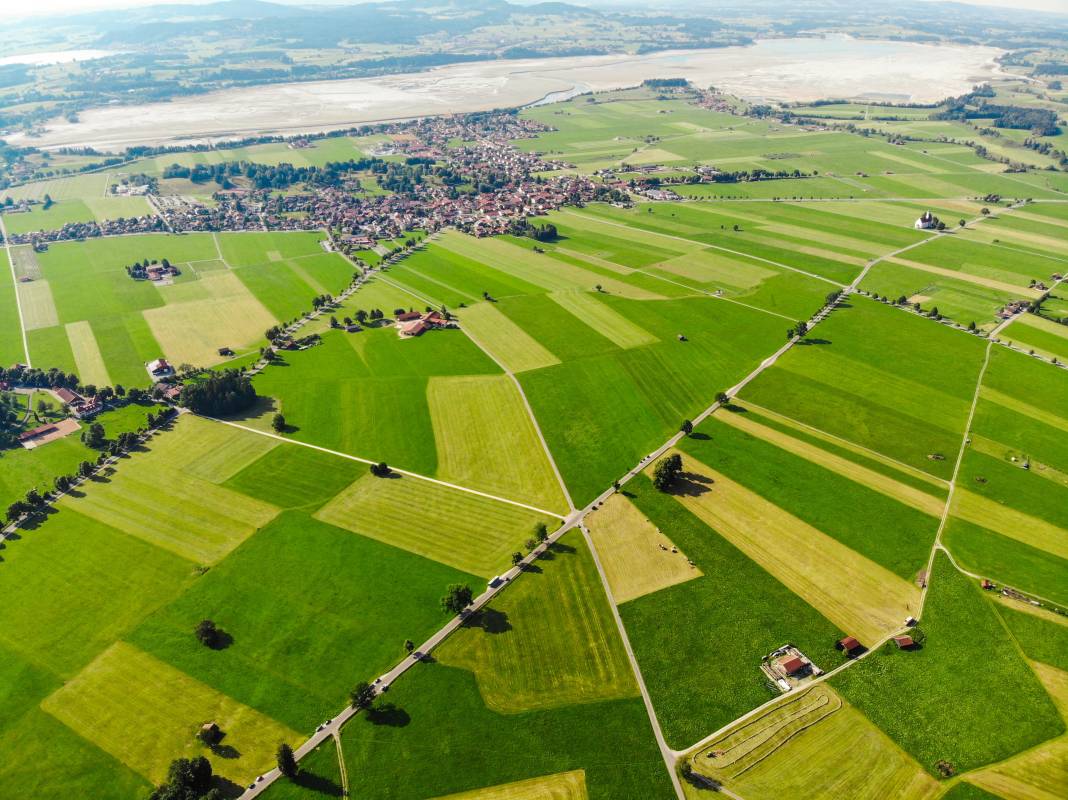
549 540 576 555
292 771 344 797
206 629 234 651
468 607 512 634
688 432 710 441
723 403 747 413
518 561 542 574
211 775 244 799
366 702 410 727
798 338 831 346
209 743 241 760
671 472 714 497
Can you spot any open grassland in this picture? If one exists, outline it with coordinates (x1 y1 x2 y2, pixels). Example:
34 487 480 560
832 553 1064 776
520 294 785 507
661 448 919 644
721 402 946 501
252 327 499 479
222 444 363 511
1005 314 1068 364
457 301 561 373
432 771 587 800
427 375 567 513
548 291 658 349
42 642 299 787
316 472 555 577
700 412 943 575
261 739 343 800
0 250 24 366
994 604 1068 673
128 510 475 732
439 531 637 713
585 492 701 604
58 415 280 565
683 686 939 800
742 297 987 478
965 663 1068 800
620 478 846 749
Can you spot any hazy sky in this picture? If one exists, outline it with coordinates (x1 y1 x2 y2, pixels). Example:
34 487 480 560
8 0 1068 21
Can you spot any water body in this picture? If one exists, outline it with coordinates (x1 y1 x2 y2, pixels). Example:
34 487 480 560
0 49 119 66
14 37 1003 151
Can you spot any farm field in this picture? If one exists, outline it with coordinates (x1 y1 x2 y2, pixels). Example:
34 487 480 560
325 531 676 800
831 552 1064 776
4 73 1068 800
740 296 987 478
17 231 348 388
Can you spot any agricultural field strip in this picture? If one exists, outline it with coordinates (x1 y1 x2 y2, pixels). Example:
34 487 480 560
456 312 576 512
0 216 31 365
557 209 845 287
236 200 1024 794
201 414 561 519
578 522 687 800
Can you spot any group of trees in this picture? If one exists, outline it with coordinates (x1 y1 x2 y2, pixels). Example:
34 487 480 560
787 320 809 340
125 257 177 280
508 218 558 242
178 371 257 417
148 757 221 800
163 157 398 191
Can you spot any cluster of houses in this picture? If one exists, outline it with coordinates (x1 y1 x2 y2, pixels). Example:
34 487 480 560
3 110 617 247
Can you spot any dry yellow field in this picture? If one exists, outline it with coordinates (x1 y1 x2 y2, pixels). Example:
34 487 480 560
144 271 276 367
428 374 567 513
42 642 300 787
548 291 658 349
65 320 111 387
17 279 60 329
458 301 561 373
432 770 587 800
887 256 1043 296
585 492 701 603
717 409 944 517
684 686 940 800
658 450 919 644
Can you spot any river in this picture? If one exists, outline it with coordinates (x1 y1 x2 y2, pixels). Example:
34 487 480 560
12 36 1004 152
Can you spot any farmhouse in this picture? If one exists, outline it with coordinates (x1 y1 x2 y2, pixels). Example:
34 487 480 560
53 387 102 419
762 645 821 692
837 636 863 655
17 417 81 449
147 358 175 379
398 310 451 338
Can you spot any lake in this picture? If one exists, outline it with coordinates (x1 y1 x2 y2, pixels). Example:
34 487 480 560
13 36 1003 151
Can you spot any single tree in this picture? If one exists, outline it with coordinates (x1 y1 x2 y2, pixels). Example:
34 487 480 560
82 422 106 449
680 419 693 436
441 583 473 615
715 391 730 405
533 521 549 543
404 639 415 654
652 453 683 492
511 551 524 566
276 743 298 779
195 619 220 648
272 413 286 433
350 681 376 711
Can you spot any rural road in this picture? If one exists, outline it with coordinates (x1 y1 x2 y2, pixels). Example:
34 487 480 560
236 201 1023 799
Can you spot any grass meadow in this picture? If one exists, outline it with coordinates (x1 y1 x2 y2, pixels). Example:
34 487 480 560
618 477 846 749
741 297 987 478
331 530 675 800
832 552 1064 776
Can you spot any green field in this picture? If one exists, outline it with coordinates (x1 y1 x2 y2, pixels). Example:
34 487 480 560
832 552 1064 776
616 477 846 748
327 531 675 800
742 296 987 478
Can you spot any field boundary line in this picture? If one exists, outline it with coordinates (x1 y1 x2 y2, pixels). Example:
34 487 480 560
0 216 32 367
580 521 686 799
200 414 562 519
556 208 845 288
629 266 796 320
333 732 348 796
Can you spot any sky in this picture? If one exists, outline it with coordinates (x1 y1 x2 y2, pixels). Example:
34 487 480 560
7 0 1068 20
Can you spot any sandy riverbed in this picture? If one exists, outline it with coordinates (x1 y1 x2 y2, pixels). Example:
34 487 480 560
14 36 1003 152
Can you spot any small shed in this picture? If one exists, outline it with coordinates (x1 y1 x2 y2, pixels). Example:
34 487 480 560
893 635 914 649
837 636 862 654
